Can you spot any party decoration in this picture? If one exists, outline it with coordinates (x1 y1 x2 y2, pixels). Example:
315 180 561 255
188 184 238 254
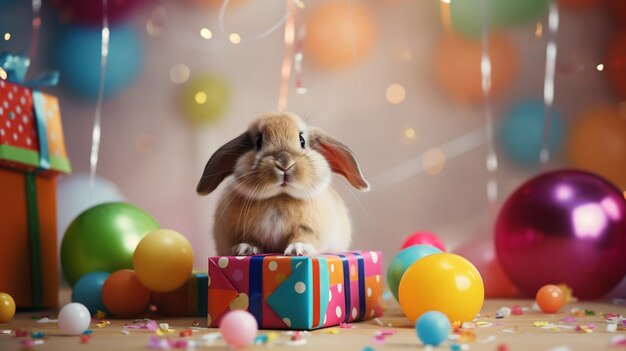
208 252 383 329
498 100 565 166
398 253 484 323
567 105 626 189
416 311 450 347
495 170 626 299
56 24 143 98
179 74 230 125
400 231 446 251
219 310 258 348
58 303 91 335
133 229 194 292
387 245 442 301
102 269 150 318
61 202 160 286
52 0 145 25
0 292 16 323
0 53 70 309
454 237 521 298
71 272 109 315
607 30 626 99
304 2 376 70
435 34 518 104
536 284 565 313
57 174 125 248
445 0 549 37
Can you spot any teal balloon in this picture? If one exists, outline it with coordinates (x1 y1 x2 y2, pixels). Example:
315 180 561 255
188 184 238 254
56 24 143 98
61 202 160 286
387 245 442 302
448 0 549 37
498 100 566 166
72 272 109 315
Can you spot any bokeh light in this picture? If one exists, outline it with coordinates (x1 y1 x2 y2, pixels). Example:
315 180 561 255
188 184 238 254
200 28 213 39
405 128 416 140
229 33 241 44
195 92 208 104
596 64 604 71
386 84 406 104
170 64 191 84
423 148 446 175
4 33 10 41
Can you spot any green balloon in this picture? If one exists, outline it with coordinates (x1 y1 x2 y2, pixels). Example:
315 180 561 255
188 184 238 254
61 202 160 286
447 0 549 37
180 74 230 125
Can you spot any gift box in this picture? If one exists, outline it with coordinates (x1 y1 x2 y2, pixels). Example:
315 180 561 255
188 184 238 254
207 251 383 330
0 54 70 309
151 272 208 317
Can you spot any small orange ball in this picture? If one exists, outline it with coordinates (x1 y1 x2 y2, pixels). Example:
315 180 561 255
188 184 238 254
102 269 150 318
536 284 565 313
0 292 16 323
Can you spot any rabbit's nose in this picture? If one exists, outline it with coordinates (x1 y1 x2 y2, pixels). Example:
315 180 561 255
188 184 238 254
275 152 294 170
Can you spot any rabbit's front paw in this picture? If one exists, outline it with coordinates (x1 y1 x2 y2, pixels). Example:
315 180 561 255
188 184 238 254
284 242 318 256
232 243 262 256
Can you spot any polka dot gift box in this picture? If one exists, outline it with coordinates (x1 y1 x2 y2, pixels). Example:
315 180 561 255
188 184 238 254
0 63 71 309
207 251 383 330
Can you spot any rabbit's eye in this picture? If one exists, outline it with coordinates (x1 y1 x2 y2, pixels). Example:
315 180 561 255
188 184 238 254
256 134 263 150
299 133 305 149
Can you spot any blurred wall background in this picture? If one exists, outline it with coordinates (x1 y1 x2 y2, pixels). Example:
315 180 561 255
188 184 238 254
1 0 624 271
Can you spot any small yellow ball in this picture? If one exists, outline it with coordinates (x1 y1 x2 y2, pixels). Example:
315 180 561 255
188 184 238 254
133 229 194 292
0 292 16 323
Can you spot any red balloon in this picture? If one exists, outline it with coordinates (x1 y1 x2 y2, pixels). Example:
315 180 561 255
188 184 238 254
51 0 145 25
401 231 446 252
608 0 626 23
495 170 626 299
454 237 522 298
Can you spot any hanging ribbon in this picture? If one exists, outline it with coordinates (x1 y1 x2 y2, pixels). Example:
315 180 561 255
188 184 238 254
88 0 110 205
540 1 559 165
480 0 498 209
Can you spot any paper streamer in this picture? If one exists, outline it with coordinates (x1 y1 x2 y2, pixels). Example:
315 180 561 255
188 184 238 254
218 0 287 43
278 0 297 111
540 1 559 165
27 0 42 75
88 0 109 205
480 0 498 206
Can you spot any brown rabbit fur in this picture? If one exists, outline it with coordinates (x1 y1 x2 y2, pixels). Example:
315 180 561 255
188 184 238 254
197 111 369 256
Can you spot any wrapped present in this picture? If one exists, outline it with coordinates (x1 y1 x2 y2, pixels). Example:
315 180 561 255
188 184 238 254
0 53 70 309
151 272 208 317
208 251 383 330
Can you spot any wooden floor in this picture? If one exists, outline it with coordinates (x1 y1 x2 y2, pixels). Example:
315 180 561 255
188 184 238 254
0 299 624 350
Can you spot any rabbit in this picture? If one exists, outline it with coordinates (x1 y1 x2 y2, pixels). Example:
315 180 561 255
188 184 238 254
196 111 370 256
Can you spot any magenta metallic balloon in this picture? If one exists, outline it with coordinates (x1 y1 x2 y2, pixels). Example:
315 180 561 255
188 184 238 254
495 169 626 299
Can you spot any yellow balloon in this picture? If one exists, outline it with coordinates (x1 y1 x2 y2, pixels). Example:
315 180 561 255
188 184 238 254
398 253 484 323
133 229 194 292
0 292 16 323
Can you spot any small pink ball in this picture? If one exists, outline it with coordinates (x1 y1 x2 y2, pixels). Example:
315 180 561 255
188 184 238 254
219 310 258 348
401 231 446 252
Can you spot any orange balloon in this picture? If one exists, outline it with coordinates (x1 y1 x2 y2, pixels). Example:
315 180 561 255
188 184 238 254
558 0 602 10
435 34 519 104
102 269 150 318
305 2 377 70
606 30 626 99
567 104 626 189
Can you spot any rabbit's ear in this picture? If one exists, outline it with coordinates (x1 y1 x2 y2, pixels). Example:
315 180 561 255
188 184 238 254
309 128 370 191
196 132 253 195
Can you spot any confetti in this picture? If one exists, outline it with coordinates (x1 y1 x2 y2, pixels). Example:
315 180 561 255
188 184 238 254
179 329 192 337
461 322 476 329
30 331 44 338
562 316 576 323
478 335 496 343
584 309 596 316
22 339 44 347
496 307 511 318
608 323 618 333
95 310 106 319
511 305 523 315
121 330 130 335
497 343 509 351
97 321 111 328
575 325 593 333
159 323 170 330
191 321 200 327
477 321 494 328
455 329 476 342
501 327 519 333
36 317 57 323
324 329 340 334
340 322 354 329
285 338 307 346
362 347 375 351
291 331 302 341
612 335 626 347
201 332 221 345
15 329 29 337
533 321 550 327
80 335 92 344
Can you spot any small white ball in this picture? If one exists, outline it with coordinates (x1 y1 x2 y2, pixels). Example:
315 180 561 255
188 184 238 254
58 303 91 335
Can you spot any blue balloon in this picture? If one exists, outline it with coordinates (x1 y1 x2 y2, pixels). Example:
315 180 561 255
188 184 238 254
56 24 142 98
72 272 110 315
416 311 451 346
498 100 566 166
387 245 442 302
